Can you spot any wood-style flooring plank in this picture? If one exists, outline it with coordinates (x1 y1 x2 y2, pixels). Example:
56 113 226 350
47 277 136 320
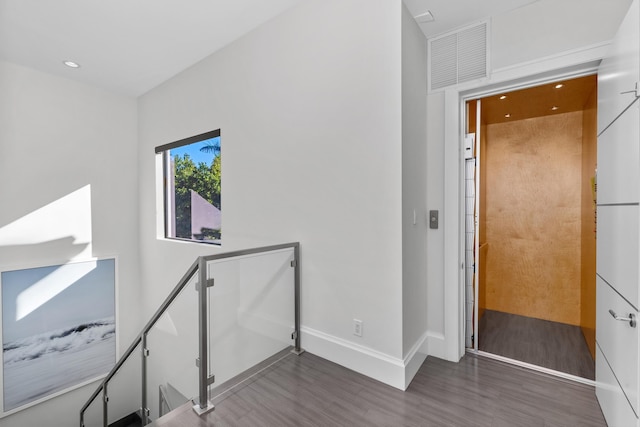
148 352 605 427
478 310 595 379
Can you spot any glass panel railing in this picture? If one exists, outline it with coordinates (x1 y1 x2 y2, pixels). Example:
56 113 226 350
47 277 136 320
80 385 103 427
145 272 198 422
79 340 141 427
104 342 142 426
80 243 300 426
206 247 296 394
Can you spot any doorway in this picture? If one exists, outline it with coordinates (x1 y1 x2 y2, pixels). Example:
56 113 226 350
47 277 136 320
465 74 598 380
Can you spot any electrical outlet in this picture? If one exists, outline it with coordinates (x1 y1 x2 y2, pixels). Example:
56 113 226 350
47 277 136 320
353 319 363 337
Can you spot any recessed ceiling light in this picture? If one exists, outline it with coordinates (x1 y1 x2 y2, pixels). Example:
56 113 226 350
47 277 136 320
63 60 80 68
551 106 559 111
505 113 511 118
555 83 564 89
500 95 507 100
414 10 434 23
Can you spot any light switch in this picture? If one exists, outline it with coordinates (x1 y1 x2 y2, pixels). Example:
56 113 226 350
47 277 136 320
429 210 439 229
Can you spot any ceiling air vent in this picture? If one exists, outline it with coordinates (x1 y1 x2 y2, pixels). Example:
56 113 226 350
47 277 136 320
429 22 489 91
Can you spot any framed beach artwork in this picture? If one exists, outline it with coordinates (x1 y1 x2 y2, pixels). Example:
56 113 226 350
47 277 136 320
0 258 116 414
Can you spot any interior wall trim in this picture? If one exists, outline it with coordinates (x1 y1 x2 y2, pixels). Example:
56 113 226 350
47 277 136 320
403 331 429 388
425 331 446 359
300 326 427 390
493 41 611 78
459 42 607 100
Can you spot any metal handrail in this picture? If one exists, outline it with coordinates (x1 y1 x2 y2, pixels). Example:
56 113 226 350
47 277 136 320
79 258 199 426
79 242 301 427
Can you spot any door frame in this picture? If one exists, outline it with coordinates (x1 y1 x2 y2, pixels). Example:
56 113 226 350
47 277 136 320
438 49 608 362
460 72 598 378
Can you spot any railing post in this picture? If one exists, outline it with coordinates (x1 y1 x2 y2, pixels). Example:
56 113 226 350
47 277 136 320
102 384 108 427
192 256 214 416
141 333 148 425
292 243 304 355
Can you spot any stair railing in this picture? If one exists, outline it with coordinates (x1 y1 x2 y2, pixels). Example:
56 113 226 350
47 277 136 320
79 242 302 427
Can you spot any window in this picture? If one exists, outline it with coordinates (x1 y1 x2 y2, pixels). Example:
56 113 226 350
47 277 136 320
155 130 221 244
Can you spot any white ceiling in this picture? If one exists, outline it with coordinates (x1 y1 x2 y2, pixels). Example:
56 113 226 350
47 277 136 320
0 0 305 96
0 0 539 97
403 0 540 38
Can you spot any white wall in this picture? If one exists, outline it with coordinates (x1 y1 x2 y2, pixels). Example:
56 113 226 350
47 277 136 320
401 3 428 377
492 0 633 71
0 61 140 427
138 0 408 387
425 91 446 353
425 0 634 360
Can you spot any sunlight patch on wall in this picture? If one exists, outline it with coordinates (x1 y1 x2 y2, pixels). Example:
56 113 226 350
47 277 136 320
0 185 92 261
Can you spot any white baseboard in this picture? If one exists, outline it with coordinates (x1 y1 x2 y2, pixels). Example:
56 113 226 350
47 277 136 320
425 331 447 360
403 332 428 389
300 327 429 390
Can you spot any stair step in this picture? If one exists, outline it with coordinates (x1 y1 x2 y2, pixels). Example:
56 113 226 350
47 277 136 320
108 412 142 427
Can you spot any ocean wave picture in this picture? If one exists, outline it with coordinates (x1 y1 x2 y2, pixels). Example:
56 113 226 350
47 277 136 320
2 259 116 412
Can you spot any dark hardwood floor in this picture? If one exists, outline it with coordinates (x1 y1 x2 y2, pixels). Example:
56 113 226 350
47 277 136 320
149 350 605 427
478 310 595 380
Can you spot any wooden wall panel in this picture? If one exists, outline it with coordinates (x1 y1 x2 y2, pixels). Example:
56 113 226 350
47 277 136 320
581 87 597 358
467 100 477 133
478 242 488 319
484 112 583 325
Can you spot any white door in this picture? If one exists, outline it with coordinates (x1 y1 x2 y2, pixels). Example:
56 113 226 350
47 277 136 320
595 0 640 425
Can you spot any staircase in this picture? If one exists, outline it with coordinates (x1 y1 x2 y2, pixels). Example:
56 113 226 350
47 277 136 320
108 412 142 427
79 242 302 427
